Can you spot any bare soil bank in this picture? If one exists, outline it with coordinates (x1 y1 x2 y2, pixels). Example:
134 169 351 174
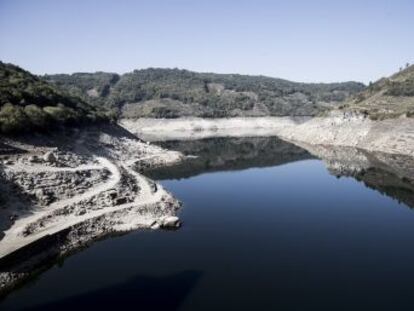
122 115 414 156
278 113 414 157
121 117 308 141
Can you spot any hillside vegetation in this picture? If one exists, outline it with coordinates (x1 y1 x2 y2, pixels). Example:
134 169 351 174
44 72 120 109
340 64 414 119
0 62 112 134
45 68 364 118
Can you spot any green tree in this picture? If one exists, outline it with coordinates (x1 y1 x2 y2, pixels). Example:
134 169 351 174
0 103 29 133
24 104 49 128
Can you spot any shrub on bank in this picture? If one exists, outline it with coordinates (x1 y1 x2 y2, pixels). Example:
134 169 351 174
0 62 113 135
24 104 50 128
0 103 29 133
43 104 80 124
0 103 91 134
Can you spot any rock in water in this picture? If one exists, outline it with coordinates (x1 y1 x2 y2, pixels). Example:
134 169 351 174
43 151 57 163
161 216 181 228
150 222 161 230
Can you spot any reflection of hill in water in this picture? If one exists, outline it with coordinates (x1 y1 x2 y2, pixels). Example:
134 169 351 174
355 167 414 209
149 136 414 209
147 137 314 180
293 142 414 209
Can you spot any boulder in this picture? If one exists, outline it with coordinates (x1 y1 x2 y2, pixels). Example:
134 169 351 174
34 188 54 205
28 155 38 163
161 216 181 228
150 222 161 230
35 189 44 197
115 197 127 205
43 151 57 163
108 190 118 199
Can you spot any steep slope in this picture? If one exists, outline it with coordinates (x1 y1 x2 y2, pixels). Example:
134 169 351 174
0 62 111 134
278 65 414 156
339 64 414 119
44 68 364 118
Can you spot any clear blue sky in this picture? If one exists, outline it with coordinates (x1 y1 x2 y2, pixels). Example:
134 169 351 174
0 0 413 83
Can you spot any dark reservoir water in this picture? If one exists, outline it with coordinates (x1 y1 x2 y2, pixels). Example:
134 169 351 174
2 137 414 310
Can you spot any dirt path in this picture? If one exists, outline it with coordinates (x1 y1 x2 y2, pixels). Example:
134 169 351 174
0 125 185 296
0 155 165 258
7 163 104 173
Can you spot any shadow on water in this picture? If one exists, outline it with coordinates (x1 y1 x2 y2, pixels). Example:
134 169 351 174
25 270 202 311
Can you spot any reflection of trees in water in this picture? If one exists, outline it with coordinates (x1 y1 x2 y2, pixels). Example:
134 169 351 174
150 136 414 210
308 145 414 210
352 167 414 209
147 136 314 180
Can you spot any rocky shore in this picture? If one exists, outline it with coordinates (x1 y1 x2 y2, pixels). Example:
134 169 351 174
122 115 414 157
278 112 414 157
0 124 184 296
121 117 308 142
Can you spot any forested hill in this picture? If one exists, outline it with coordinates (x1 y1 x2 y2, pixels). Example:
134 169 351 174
0 62 111 134
44 68 365 118
340 64 414 119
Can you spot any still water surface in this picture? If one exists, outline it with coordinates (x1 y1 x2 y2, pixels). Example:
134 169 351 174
2 137 414 310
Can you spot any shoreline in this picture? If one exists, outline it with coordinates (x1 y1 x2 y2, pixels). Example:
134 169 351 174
1 114 413 296
120 117 308 141
122 116 414 156
278 113 414 157
0 124 184 295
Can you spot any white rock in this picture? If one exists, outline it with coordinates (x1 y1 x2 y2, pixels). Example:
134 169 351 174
161 216 181 228
28 155 38 163
150 223 160 230
43 151 57 163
